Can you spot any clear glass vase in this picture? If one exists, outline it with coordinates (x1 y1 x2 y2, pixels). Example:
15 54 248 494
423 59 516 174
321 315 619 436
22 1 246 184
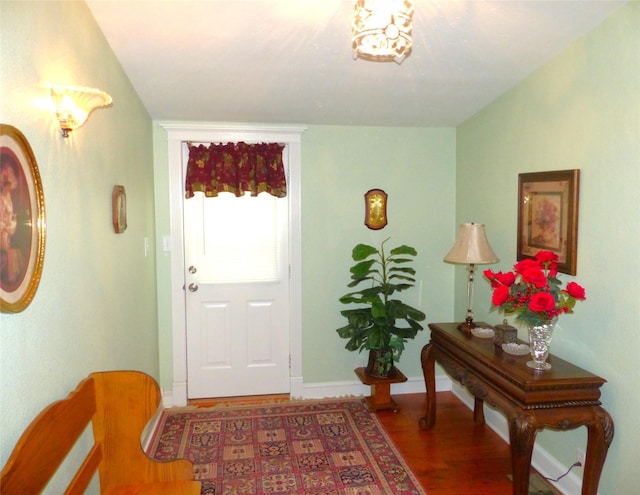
526 319 557 371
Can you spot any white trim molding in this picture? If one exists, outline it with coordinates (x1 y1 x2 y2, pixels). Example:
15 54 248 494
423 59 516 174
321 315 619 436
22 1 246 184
299 374 450 400
160 122 306 406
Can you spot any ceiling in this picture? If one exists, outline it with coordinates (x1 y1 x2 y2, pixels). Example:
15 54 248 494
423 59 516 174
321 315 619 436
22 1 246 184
86 0 627 127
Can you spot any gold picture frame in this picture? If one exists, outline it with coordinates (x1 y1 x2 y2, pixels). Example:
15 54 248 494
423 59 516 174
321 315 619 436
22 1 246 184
112 185 127 233
364 189 388 230
1 124 46 313
517 169 580 275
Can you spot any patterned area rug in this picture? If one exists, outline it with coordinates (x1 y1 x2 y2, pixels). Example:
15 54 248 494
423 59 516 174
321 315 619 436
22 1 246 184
148 399 427 495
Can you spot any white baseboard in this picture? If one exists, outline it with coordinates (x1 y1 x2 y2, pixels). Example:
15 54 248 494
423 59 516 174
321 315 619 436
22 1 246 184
289 375 304 399
162 373 448 405
299 373 451 399
451 383 588 495
163 380 187 408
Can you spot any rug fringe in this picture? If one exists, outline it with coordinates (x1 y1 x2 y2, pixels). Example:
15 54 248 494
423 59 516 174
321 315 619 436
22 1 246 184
168 395 365 411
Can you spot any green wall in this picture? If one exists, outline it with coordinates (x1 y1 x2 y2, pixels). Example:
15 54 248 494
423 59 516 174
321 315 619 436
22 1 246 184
2 1 637 493
152 125 457 392
301 126 456 382
0 1 158 484
457 3 639 493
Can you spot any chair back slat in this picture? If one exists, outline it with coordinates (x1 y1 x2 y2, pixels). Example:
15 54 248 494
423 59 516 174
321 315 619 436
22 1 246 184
0 377 97 493
64 443 103 495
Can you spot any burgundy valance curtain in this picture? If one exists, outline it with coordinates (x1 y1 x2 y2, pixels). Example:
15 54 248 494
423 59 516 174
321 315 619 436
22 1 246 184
185 141 286 198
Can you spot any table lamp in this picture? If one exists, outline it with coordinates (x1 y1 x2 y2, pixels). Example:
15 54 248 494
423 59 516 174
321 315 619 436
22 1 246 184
444 223 499 332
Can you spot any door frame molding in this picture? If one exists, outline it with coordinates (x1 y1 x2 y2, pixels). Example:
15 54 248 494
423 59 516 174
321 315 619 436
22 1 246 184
161 122 306 406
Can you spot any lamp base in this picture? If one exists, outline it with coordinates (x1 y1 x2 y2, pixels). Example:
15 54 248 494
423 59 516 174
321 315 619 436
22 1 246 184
457 318 477 333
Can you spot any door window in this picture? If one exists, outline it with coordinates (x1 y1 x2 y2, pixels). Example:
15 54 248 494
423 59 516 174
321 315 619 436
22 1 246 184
200 192 282 283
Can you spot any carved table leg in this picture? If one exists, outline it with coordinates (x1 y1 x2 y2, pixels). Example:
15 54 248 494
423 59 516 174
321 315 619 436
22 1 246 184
419 343 436 430
582 407 614 495
508 413 537 495
473 397 486 425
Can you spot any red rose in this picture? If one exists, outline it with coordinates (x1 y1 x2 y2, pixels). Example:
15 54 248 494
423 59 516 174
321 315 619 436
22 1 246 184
535 250 558 263
514 258 539 274
484 270 516 288
564 282 586 300
521 268 547 288
528 292 556 312
483 269 498 287
492 285 510 306
495 271 516 287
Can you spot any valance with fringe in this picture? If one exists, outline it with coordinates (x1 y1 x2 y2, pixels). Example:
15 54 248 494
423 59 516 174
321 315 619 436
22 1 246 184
185 141 286 198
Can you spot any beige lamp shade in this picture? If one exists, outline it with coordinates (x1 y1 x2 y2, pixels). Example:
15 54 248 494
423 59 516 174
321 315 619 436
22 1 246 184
444 223 499 265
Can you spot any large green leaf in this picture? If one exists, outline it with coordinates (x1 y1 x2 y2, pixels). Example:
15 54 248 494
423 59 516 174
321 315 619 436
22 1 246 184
340 290 382 304
390 245 417 256
387 282 415 292
393 325 421 339
358 287 384 298
402 303 426 321
389 266 416 275
388 257 414 264
339 294 364 304
350 259 377 276
366 326 390 349
352 244 379 261
347 277 373 288
344 336 365 352
339 308 373 325
389 336 406 352
336 324 356 339
370 299 387 318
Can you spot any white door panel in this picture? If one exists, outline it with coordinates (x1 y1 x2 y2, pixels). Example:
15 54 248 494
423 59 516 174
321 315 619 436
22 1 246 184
184 145 290 399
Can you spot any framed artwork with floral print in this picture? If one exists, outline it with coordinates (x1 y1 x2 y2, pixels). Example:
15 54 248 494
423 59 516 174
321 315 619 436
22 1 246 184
1 124 46 313
517 169 580 275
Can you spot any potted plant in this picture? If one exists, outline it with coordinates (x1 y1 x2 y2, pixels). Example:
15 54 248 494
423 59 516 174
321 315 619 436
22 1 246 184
336 238 426 378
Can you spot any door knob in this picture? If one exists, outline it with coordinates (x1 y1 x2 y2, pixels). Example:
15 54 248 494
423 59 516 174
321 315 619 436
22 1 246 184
188 265 197 274
188 283 199 292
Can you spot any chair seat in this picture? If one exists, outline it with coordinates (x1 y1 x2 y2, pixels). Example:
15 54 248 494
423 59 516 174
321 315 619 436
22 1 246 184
104 480 202 495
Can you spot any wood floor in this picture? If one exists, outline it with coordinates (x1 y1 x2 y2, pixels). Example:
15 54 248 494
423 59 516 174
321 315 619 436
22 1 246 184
188 391 561 495
375 392 561 495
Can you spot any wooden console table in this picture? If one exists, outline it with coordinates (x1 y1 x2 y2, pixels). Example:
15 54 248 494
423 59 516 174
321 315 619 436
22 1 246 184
355 366 407 412
420 322 614 495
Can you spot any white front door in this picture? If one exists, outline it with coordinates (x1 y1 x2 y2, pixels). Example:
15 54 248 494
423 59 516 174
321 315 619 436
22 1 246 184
183 150 290 399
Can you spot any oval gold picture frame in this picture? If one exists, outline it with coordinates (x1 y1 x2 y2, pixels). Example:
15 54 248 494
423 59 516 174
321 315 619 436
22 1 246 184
1 124 46 313
112 185 127 233
364 189 388 230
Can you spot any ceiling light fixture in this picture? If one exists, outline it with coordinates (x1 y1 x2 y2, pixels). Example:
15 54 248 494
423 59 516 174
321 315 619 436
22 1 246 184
50 84 113 138
352 0 414 64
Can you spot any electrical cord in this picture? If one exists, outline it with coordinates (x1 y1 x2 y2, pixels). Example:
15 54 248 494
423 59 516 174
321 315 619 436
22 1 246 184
544 461 582 483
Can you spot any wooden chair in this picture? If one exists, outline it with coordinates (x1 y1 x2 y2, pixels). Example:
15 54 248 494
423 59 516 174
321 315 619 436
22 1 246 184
0 370 201 495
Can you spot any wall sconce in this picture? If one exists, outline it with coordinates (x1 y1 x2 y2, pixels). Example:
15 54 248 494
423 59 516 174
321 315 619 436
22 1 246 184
443 223 499 332
352 0 414 64
50 84 112 137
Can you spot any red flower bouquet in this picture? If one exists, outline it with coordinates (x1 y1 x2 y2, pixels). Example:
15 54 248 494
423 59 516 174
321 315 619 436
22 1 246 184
484 250 586 327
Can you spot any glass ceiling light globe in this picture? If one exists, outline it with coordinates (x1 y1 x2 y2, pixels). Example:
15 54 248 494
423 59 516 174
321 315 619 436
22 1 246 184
352 0 414 64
